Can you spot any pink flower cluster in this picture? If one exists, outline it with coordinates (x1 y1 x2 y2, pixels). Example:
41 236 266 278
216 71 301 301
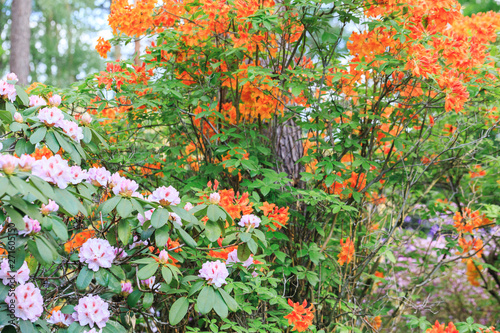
5 283 44 322
148 185 181 206
36 106 84 142
19 216 41 236
47 309 74 327
0 259 30 285
121 281 133 295
111 177 139 197
72 295 110 328
41 199 59 215
198 260 229 288
78 238 116 271
31 155 87 189
0 76 17 102
29 95 47 107
238 214 261 228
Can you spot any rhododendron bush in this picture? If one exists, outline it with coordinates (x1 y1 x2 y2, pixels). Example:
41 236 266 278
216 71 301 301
2 0 500 331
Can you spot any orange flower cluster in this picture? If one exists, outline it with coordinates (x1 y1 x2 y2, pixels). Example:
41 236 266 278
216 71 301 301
95 37 111 59
469 165 486 178
108 0 157 37
426 321 459 333
457 237 484 258
215 189 253 220
31 146 54 160
284 299 314 332
208 246 238 260
337 237 355 266
452 208 491 234
367 316 382 330
260 202 290 231
63 229 96 253
465 258 482 287
95 62 152 92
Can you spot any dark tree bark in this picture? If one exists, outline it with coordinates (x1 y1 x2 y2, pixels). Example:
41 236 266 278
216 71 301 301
10 0 32 85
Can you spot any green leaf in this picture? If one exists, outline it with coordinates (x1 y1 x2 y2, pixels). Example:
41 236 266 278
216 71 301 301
169 297 189 325
204 220 221 242
237 243 251 261
213 290 228 318
155 224 170 247
127 289 142 307
207 205 225 222
44 131 60 154
176 227 197 248
76 266 94 290
143 293 154 309
118 219 132 245
162 266 173 284
19 320 34 333
99 196 121 216
116 198 133 218
102 320 127 333
151 208 169 228
52 218 69 242
138 262 159 280
15 86 29 106
29 126 47 145
53 188 85 215
218 288 238 312
35 237 56 264
197 286 216 314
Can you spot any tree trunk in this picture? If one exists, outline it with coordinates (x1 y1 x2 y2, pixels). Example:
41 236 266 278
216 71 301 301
10 0 32 85
271 118 305 187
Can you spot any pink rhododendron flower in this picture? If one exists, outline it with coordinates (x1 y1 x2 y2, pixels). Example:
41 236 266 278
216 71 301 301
32 155 73 189
141 276 159 289
47 309 74 327
184 202 194 211
19 216 41 236
6 72 18 82
0 154 19 174
112 178 139 197
29 95 47 107
198 260 229 288
80 112 93 125
226 249 254 268
238 214 261 229
79 238 116 271
169 212 182 226
37 107 64 127
87 167 111 187
209 192 221 204
69 165 88 184
108 172 123 188
18 154 35 172
121 281 133 295
129 236 148 249
114 247 128 259
5 282 44 322
49 94 62 106
0 80 17 102
138 209 154 226
72 295 110 329
59 120 84 143
148 185 181 206
158 249 170 264
14 112 23 123
0 259 30 285
41 199 59 215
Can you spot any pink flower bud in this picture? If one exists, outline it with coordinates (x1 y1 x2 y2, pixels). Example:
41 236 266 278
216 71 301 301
49 94 62 106
41 199 59 215
14 112 23 123
80 112 93 125
158 249 170 264
209 192 220 204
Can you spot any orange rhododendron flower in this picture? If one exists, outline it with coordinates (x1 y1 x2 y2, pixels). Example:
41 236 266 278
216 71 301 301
337 237 355 266
367 316 382 330
95 37 112 58
426 321 459 333
64 229 96 253
284 299 314 332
